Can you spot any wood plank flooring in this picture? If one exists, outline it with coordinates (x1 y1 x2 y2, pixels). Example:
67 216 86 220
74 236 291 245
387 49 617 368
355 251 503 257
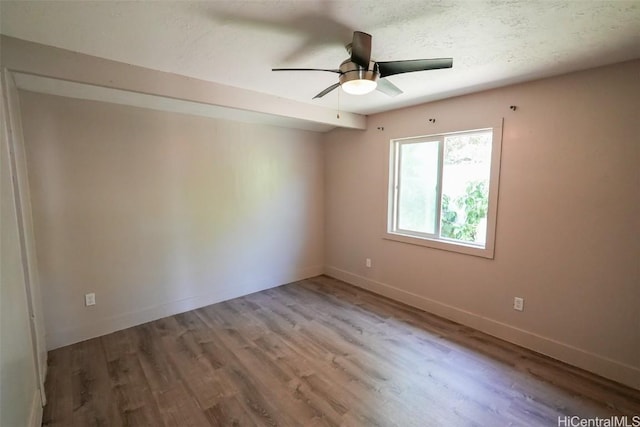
42 276 640 426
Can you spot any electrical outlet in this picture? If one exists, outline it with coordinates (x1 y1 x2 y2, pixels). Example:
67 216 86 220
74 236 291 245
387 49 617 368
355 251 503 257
365 258 372 268
513 297 524 311
85 293 96 307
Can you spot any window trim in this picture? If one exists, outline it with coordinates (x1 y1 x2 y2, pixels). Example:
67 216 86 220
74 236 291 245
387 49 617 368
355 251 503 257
384 122 503 259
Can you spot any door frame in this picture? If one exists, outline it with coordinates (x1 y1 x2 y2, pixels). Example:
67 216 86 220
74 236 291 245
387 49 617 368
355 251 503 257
1 68 47 405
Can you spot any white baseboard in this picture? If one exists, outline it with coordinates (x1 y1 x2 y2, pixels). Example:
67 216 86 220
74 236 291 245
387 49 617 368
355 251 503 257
47 265 324 350
28 388 42 427
324 266 640 391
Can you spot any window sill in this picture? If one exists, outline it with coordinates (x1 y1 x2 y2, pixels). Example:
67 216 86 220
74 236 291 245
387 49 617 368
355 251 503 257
383 231 495 259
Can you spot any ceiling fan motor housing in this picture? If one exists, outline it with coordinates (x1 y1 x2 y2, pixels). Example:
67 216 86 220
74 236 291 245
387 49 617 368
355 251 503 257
339 59 379 85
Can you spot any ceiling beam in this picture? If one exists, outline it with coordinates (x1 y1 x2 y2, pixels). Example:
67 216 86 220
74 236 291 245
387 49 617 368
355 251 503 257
0 36 366 131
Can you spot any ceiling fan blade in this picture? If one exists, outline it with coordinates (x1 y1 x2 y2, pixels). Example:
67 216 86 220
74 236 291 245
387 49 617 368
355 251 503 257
272 68 341 73
313 82 341 99
351 31 372 68
377 58 453 78
376 78 403 97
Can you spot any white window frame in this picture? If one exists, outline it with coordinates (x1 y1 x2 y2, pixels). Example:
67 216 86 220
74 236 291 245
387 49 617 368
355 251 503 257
385 123 503 259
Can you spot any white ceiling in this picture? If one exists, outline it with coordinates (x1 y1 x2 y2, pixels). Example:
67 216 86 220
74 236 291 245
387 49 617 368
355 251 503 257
1 1 639 115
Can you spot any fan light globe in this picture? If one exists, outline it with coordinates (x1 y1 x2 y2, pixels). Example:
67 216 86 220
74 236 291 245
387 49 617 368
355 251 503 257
338 59 379 95
341 79 377 95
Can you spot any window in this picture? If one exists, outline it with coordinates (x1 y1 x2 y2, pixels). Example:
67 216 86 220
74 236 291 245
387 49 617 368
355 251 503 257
386 126 502 258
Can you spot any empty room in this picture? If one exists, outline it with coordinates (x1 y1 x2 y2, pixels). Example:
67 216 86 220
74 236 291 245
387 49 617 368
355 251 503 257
1 1 639 426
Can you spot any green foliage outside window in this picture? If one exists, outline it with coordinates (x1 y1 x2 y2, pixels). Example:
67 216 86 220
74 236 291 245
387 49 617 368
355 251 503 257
441 181 489 242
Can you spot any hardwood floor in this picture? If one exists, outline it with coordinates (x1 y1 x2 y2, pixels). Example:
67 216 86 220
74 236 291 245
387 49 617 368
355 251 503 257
42 276 640 427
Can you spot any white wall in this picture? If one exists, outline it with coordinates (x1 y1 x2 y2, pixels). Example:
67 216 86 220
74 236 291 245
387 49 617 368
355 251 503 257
324 60 640 389
19 91 325 349
1 80 41 427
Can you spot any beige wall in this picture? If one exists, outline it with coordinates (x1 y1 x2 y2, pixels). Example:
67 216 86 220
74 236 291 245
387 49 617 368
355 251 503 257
324 60 640 389
20 91 324 349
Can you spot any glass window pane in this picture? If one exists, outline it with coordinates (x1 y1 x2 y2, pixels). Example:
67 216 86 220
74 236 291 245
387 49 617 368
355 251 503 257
397 141 439 234
440 131 492 245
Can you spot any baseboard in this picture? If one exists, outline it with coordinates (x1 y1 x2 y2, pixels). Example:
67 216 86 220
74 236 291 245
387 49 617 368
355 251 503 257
47 265 324 350
28 388 43 427
40 357 48 406
324 266 640 391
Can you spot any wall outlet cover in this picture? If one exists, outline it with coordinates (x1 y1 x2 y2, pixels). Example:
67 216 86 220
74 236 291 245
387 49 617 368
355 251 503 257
514 297 524 311
85 293 96 306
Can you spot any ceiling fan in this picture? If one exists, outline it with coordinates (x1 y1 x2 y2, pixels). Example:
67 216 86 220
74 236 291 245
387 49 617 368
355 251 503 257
272 31 453 99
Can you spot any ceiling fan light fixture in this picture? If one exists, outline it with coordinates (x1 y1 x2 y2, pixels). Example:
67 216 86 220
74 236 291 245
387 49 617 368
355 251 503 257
338 59 379 96
341 78 377 95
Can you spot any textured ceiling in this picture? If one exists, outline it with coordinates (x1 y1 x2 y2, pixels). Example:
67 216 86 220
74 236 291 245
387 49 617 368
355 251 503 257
1 1 639 115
